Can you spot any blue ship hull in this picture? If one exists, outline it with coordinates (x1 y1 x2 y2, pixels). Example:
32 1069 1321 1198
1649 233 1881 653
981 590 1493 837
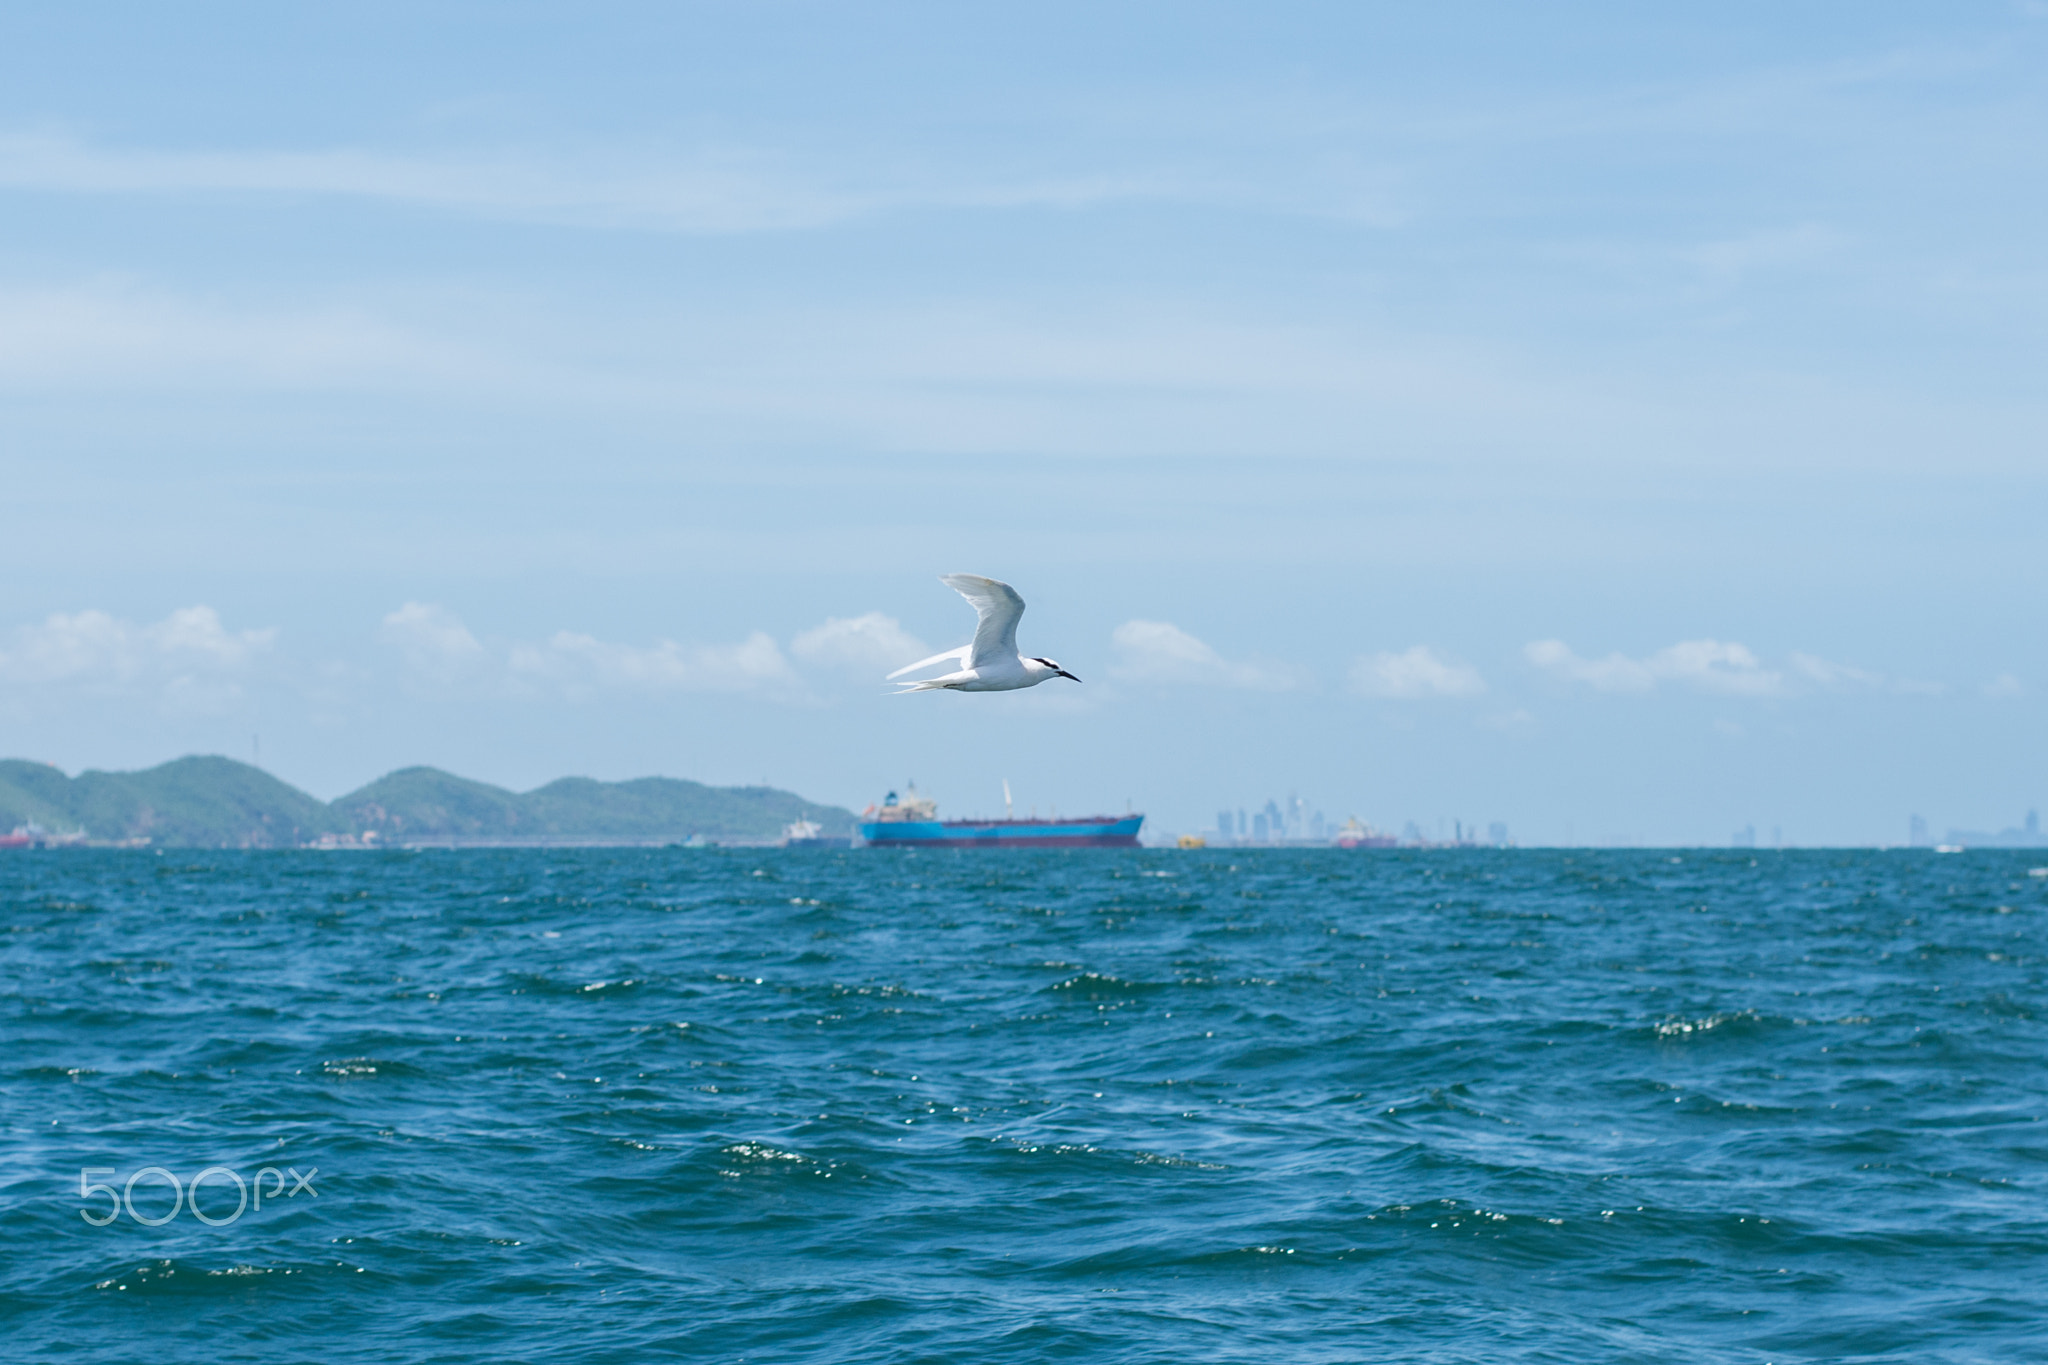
858 815 1143 848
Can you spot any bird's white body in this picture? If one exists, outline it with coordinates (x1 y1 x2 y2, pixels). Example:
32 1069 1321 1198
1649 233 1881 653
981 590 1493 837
889 574 1080 693
896 655 1065 692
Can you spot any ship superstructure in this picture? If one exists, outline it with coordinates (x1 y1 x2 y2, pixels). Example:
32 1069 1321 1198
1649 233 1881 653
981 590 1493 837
781 818 852 849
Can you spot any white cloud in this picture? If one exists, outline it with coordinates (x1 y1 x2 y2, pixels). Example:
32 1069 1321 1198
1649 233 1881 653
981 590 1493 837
1109 620 1297 690
1530 639 1945 699
381 602 486 683
0 605 273 712
1525 638 1784 696
379 602 807 699
1984 672 2025 698
143 605 273 666
510 630 800 696
0 609 128 684
790 612 930 675
0 605 272 684
1788 651 1883 688
1350 645 1485 699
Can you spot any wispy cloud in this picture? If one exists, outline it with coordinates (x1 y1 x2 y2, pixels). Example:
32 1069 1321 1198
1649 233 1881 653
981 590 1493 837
381 602 486 684
511 630 800 696
0 281 497 392
790 613 930 675
0 605 273 711
379 602 805 700
1787 651 1884 689
1350 645 1485 699
1525 638 1784 695
1525 638 1922 698
0 279 1602 468
0 132 867 233
0 131 1198 235
1984 672 2025 698
1109 620 1298 690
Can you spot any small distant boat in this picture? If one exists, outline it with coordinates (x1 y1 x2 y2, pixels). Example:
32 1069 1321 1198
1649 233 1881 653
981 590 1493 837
857 784 1142 849
0 823 81 849
782 819 851 849
1332 817 1397 849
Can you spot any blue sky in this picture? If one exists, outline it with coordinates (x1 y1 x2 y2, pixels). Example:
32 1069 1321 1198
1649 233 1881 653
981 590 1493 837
2 2 2044 844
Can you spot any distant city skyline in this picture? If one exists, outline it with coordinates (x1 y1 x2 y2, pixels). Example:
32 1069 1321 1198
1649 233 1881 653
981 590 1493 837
1909 807 2046 851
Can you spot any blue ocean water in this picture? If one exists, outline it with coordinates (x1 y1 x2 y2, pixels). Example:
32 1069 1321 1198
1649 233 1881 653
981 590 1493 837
1 848 2043 1363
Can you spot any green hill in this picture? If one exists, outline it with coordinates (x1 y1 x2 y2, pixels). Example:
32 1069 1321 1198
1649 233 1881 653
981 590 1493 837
0 755 855 848
0 760 80 831
334 767 854 844
1 756 339 847
333 767 528 841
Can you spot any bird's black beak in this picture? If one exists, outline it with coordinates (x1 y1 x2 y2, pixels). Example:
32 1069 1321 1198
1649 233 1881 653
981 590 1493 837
1058 670 1081 682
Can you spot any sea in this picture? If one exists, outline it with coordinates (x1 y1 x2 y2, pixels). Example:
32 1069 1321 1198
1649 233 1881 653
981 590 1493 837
1 847 2043 1363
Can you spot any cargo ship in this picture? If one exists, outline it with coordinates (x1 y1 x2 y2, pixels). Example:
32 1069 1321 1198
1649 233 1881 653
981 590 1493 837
857 785 1143 849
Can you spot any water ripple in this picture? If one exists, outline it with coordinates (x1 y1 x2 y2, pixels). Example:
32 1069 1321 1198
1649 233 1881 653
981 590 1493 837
0 847 2043 1362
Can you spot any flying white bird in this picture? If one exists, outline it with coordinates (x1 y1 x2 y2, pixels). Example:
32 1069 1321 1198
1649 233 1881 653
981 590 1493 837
887 574 1082 692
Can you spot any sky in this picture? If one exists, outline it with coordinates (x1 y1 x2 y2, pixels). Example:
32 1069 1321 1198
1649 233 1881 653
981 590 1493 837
1 2 2044 845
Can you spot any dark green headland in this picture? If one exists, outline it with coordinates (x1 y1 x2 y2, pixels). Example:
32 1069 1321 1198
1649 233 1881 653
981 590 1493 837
0 756 856 848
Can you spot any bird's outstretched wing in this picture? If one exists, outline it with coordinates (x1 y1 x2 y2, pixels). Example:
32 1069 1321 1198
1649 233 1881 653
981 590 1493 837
940 574 1025 669
885 645 970 681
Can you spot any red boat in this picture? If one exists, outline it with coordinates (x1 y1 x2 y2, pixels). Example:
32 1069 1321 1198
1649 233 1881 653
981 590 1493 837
0 823 82 848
